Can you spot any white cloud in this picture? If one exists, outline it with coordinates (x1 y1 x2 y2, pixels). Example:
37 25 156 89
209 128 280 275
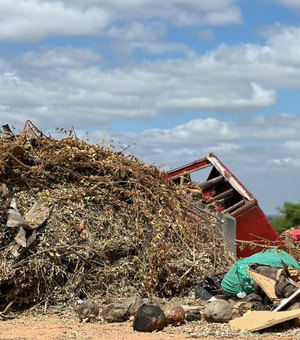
130 142 241 171
283 141 300 151
137 114 300 148
161 83 276 112
110 113 300 177
206 142 241 154
108 22 166 42
23 47 102 68
116 109 300 175
269 157 300 168
201 6 241 26
0 0 242 42
63 0 242 26
241 114 300 140
107 22 191 56
2 24 300 128
273 0 300 9
263 25 300 66
0 0 110 42
269 158 292 166
141 118 238 145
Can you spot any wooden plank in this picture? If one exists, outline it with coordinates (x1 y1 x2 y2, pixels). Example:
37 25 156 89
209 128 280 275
246 270 277 300
229 309 300 331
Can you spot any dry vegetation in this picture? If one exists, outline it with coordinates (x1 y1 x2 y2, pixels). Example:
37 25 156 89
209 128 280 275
0 121 234 310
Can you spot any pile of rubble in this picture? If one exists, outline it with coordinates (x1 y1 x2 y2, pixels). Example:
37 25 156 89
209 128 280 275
74 248 300 335
0 122 234 308
196 248 300 334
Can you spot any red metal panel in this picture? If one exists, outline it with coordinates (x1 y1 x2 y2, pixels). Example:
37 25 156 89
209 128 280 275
233 203 282 258
166 158 211 180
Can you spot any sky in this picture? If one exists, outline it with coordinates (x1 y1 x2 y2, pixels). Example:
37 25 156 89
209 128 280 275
1 0 300 215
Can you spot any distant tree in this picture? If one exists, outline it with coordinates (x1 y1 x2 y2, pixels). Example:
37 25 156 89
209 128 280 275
270 202 300 233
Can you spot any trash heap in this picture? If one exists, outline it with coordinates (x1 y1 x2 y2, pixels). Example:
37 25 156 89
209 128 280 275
199 249 300 333
0 122 234 307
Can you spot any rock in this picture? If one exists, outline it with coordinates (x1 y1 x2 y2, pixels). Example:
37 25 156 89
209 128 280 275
101 303 129 323
237 302 253 316
141 297 161 306
231 301 253 318
231 294 268 316
161 303 185 325
123 296 143 316
185 311 201 322
228 299 238 307
244 293 263 302
252 301 269 311
203 300 232 323
133 304 166 332
231 306 241 319
231 301 252 319
77 299 99 322
275 278 297 298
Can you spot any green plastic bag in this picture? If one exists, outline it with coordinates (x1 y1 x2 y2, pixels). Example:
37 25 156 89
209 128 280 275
221 248 300 296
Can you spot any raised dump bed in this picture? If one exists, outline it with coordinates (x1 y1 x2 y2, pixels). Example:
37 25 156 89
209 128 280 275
166 153 282 258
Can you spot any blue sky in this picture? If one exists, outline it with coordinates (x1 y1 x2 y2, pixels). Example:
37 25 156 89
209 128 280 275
1 0 300 215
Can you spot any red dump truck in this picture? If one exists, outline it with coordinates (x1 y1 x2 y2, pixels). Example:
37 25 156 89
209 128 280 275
166 153 282 258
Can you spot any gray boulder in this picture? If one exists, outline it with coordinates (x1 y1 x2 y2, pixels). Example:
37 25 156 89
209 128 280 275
123 296 143 316
77 299 99 322
101 303 129 323
203 299 232 323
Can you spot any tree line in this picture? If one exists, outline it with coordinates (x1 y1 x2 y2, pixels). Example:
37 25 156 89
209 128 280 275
270 202 300 233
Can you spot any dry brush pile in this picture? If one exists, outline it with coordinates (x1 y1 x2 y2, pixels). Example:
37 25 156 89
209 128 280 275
0 122 234 308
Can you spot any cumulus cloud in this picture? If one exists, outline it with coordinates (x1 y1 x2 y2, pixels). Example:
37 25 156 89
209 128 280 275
200 6 241 26
140 118 238 146
161 83 276 112
23 47 102 68
106 22 191 56
2 23 300 130
63 0 242 26
117 114 300 156
240 114 300 140
0 0 111 41
107 22 166 42
0 0 241 42
0 59 274 127
262 25 300 67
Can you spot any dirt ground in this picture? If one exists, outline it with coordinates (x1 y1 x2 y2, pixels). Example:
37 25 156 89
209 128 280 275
0 314 191 340
0 313 298 340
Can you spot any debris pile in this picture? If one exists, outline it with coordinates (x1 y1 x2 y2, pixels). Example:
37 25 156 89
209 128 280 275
204 249 300 332
0 122 234 308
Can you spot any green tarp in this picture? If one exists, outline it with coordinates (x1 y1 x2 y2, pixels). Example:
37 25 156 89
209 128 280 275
221 248 300 295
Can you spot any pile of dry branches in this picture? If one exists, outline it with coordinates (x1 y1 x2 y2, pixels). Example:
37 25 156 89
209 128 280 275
0 121 234 308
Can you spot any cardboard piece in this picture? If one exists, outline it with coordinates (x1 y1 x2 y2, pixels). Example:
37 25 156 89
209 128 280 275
229 309 300 331
246 270 277 300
